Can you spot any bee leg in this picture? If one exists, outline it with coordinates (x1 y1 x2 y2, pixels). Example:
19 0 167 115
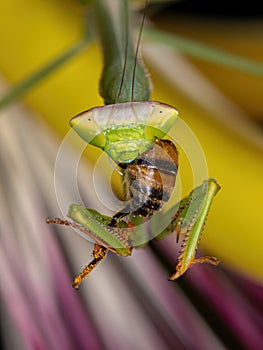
72 244 107 289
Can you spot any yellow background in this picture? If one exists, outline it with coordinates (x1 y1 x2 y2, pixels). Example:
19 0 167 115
0 0 262 282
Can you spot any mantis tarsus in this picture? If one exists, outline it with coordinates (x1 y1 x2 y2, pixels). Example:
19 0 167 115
47 0 220 289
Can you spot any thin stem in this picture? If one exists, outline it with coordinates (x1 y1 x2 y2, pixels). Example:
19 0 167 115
0 40 90 110
144 28 263 78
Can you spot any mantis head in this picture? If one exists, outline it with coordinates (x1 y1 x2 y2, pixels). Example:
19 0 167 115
70 101 178 164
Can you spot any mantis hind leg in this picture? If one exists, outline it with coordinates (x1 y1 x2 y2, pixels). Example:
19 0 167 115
72 244 107 289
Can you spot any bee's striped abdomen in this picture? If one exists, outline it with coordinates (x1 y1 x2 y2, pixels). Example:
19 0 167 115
115 138 178 219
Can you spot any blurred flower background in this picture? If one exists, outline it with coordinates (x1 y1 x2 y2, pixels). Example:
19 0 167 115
0 0 263 349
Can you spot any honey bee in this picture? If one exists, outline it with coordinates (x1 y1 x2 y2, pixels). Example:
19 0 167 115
114 138 179 220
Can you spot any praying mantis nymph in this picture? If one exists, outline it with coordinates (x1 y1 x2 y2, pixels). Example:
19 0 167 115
47 0 220 289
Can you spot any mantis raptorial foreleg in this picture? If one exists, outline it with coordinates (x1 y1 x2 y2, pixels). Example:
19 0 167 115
156 178 220 280
47 207 133 288
46 217 109 289
47 179 220 288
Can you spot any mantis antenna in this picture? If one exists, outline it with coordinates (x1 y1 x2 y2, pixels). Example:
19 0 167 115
116 0 129 103
132 0 148 102
116 0 148 103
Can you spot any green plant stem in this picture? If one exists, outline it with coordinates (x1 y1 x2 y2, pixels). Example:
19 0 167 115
0 40 90 110
144 28 263 77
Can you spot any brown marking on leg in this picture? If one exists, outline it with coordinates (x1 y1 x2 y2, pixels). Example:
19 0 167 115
72 244 108 289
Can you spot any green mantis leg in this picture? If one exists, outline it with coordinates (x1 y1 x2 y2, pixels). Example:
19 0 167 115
46 217 107 288
156 178 221 280
46 208 132 289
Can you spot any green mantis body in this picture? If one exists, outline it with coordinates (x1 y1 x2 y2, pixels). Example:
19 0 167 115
47 0 220 289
